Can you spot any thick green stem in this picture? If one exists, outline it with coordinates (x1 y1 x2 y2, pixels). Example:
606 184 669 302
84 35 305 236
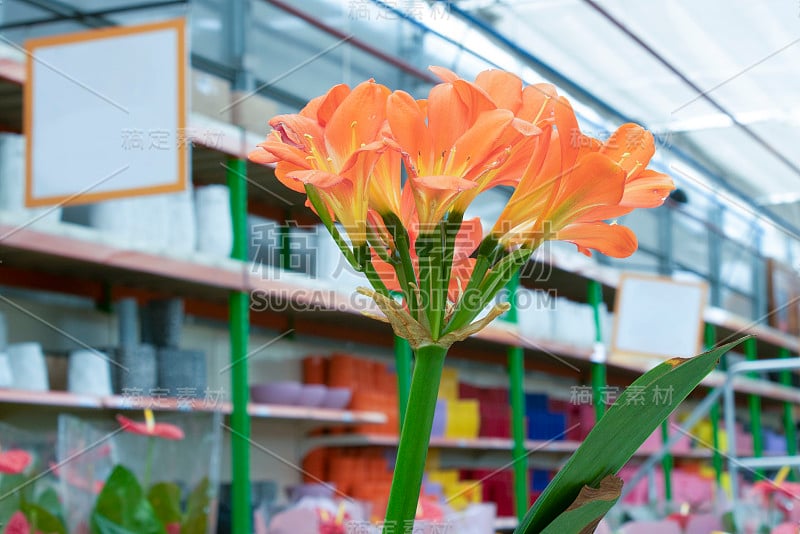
394 336 413 428
383 344 448 533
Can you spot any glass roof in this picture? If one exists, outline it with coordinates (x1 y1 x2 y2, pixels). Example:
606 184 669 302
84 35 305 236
471 0 800 218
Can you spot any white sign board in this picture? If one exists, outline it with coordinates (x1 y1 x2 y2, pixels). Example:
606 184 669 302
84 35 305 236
611 273 707 360
25 19 186 207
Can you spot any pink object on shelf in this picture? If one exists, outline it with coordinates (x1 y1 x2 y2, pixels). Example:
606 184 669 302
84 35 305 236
321 387 351 410
620 520 681 534
296 384 327 407
685 513 723 534
672 471 713 507
249 381 302 405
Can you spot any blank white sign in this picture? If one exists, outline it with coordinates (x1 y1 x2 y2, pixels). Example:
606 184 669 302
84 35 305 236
612 274 707 359
25 19 186 207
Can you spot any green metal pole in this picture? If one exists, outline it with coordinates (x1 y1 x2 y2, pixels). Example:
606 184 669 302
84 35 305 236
506 274 529 522
705 324 724 489
661 421 673 505
744 337 764 480
587 280 606 421
779 347 798 481
227 157 251 534
395 335 412 429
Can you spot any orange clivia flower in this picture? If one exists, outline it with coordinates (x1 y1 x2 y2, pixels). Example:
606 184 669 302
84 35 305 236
383 69 542 228
428 66 557 210
492 97 674 257
249 80 391 244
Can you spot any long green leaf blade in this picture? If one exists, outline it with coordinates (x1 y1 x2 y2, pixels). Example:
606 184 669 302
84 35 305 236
515 337 748 533
539 475 622 534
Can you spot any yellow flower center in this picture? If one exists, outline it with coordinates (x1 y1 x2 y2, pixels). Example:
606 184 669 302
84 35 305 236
144 409 155 433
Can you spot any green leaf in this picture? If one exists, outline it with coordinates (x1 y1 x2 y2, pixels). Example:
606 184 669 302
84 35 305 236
19 502 67 534
539 476 621 534
35 487 66 529
147 482 182 526
90 465 165 534
515 337 748 533
181 478 210 534
0 474 25 525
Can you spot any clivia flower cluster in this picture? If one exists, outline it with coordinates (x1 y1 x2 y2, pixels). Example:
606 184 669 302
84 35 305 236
250 66 673 350
249 66 674 532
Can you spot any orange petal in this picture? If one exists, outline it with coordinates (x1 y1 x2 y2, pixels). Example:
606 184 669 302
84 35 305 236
414 175 478 192
475 69 523 113
287 169 346 189
449 109 516 176
311 83 351 126
600 124 655 174
411 175 478 225
427 83 476 158
451 78 497 121
275 162 310 193
387 90 431 176
324 80 390 165
554 96 581 172
252 139 307 168
369 149 403 216
556 222 638 258
519 83 558 125
248 147 278 165
546 153 626 226
453 217 483 262
620 169 675 208
370 254 402 292
429 65 459 83
268 114 324 150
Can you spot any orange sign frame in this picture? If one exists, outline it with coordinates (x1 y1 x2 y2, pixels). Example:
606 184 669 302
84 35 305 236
24 19 187 207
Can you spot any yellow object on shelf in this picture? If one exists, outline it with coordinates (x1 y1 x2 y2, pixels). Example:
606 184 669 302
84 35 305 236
427 469 460 488
427 470 482 511
439 367 459 400
444 399 480 439
445 481 482 511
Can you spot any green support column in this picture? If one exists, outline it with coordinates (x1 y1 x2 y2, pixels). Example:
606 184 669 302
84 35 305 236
661 421 673 505
744 337 764 480
587 280 606 421
506 274 529 522
705 324 724 489
395 335 412 429
227 157 251 534
779 348 798 481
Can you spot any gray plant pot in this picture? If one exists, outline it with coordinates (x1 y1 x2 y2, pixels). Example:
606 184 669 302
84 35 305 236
116 298 139 349
157 347 206 398
113 344 157 394
142 298 184 348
